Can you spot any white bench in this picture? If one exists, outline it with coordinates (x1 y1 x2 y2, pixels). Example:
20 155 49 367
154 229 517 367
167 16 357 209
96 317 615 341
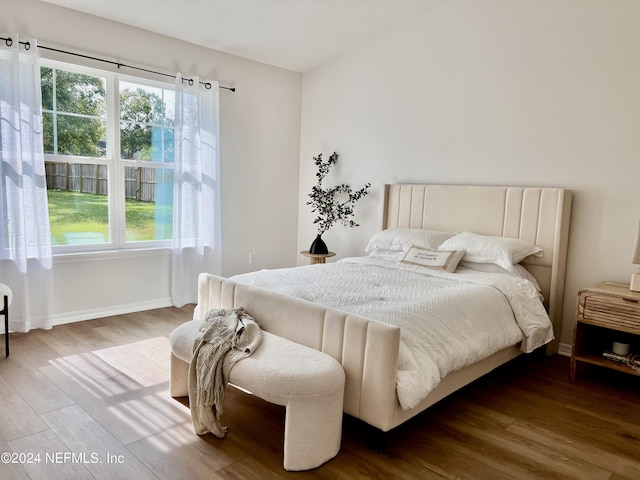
169 319 345 471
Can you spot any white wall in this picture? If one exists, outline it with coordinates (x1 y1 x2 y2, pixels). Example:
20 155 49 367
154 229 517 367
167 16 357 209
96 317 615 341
2 0 302 323
299 0 640 350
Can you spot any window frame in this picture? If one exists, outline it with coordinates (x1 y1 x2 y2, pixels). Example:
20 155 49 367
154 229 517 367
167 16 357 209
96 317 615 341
42 59 176 255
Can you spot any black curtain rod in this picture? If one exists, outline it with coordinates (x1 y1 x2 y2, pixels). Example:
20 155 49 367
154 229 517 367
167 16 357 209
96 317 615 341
1 36 235 92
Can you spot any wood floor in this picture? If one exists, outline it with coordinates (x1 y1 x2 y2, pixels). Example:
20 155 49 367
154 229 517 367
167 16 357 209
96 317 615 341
0 306 639 480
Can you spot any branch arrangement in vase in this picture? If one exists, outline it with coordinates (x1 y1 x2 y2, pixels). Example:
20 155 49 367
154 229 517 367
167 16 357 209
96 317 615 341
306 152 371 254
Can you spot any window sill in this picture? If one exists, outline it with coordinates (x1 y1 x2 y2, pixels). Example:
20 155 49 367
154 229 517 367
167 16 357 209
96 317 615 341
53 247 171 265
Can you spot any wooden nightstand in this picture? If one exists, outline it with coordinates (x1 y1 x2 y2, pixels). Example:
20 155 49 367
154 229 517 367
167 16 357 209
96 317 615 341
300 251 335 264
571 282 640 379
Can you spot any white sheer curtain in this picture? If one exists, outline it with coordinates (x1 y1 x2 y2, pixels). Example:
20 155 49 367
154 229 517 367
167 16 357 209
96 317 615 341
0 35 54 332
171 75 221 307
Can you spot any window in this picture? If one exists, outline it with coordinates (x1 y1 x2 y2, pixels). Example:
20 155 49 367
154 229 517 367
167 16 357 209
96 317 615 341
42 61 175 251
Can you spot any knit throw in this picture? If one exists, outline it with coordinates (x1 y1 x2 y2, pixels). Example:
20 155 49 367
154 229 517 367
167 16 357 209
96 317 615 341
188 308 262 437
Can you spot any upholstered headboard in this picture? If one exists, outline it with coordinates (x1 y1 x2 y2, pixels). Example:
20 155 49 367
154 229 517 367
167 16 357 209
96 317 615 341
383 184 572 353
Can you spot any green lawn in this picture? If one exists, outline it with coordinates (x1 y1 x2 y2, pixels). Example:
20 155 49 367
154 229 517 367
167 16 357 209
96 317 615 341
47 189 172 245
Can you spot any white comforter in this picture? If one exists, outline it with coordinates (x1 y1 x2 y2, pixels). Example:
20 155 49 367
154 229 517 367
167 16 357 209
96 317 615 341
230 257 554 410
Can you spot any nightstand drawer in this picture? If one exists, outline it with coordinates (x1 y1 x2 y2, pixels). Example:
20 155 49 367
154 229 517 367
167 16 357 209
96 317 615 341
579 293 640 334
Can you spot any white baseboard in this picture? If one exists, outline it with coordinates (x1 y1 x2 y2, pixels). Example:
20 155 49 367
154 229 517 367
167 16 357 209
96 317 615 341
557 342 572 357
52 298 174 326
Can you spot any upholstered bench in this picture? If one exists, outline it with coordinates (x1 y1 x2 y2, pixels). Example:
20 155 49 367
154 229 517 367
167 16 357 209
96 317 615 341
169 319 346 471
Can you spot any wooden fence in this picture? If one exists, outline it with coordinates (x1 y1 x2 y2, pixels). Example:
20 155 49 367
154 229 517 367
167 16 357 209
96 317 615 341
45 162 165 202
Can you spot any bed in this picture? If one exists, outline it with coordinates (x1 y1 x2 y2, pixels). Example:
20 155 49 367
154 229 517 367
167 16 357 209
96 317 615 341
193 184 572 432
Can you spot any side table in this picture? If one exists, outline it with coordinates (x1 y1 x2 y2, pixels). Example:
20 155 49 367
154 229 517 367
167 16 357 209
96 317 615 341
300 251 335 265
571 282 640 379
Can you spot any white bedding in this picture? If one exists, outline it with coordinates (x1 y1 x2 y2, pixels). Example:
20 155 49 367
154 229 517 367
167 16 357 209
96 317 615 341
230 257 554 410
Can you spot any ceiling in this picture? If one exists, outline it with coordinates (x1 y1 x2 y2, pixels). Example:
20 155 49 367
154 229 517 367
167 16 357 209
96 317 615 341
40 0 443 72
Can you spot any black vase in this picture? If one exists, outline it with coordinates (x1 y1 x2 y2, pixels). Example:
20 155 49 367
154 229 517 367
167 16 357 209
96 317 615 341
309 234 328 254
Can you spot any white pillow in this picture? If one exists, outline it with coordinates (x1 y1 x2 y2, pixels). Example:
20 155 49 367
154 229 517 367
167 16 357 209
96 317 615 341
459 261 542 291
367 249 406 261
365 228 453 253
401 246 465 273
439 232 542 272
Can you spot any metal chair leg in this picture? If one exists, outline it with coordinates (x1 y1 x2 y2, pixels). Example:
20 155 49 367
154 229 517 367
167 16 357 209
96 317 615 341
3 295 8 357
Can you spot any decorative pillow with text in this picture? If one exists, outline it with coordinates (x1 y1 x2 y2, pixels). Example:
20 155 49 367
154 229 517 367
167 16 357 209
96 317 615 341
401 246 465 273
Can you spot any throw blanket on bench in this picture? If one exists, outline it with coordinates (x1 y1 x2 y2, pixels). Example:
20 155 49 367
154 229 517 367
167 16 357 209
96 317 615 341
188 308 262 437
